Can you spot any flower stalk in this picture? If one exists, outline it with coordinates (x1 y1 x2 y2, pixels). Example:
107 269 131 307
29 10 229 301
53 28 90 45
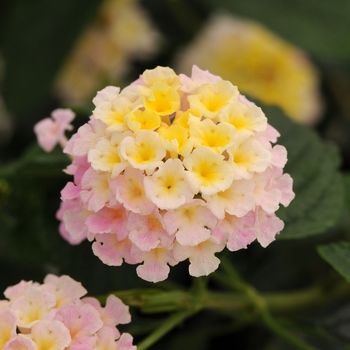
100 277 349 317
97 266 350 349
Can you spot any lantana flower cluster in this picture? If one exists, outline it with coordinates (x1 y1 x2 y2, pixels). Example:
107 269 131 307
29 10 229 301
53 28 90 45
0 274 135 350
56 65 294 283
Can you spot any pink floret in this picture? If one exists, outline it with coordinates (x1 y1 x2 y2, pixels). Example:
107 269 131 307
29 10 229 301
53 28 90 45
34 108 75 152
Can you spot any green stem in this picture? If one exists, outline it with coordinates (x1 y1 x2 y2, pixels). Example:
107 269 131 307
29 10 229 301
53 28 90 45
260 313 316 350
265 278 350 316
212 272 350 316
96 272 350 349
128 277 208 350
137 309 195 350
97 276 350 317
217 256 318 350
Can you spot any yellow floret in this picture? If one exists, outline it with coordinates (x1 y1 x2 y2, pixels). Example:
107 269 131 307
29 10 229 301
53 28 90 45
143 82 181 116
126 108 161 132
158 124 193 157
189 118 237 153
142 66 181 89
187 80 239 119
183 146 235 195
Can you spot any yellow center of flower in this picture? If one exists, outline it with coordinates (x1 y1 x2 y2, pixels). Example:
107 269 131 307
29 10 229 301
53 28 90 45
189 119 236 152
133 144 156 163
127 108 161 132
143 82 181 116
183 146 234 195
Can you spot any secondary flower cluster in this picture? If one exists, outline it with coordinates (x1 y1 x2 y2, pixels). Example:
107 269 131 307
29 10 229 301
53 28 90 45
175 14 322 124
55 0 161 105
56 65 294 283
0 274 135 350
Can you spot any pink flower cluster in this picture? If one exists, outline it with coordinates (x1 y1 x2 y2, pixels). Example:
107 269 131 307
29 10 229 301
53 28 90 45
55 65 295 283
0 274 135 350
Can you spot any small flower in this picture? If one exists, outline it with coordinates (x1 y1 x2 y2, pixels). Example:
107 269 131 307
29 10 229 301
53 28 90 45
228 137 271 179
189 117 237 153
30 320 71 350
126 108 161 132
42 274 87 309
0 275 135 349
187 80 239 119
202 179 255 219
92 234 139 266
254 207 285 247
213 211 256 251
10 286 56 329
128 210 173 251
34 109 75 152
143 158 194 210
173 236 225 277
56 65 294 282
56 195 91 245
64 118 106 158
111 166 156 215
82 294 131 327
218 96 267 143
119 130 166 174
88 132 130 177
136 247 178 283
86 204 129 240
93 95 141 133
80 168 113 212
143 82 181 116
183 146 235 195
158 124 193 157
163 200 217 246
142 66 181 89
55 303 103 346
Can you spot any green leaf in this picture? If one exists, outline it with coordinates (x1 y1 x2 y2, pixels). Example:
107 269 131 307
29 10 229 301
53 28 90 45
204 0 350 62
0 144 69 179
343 173 350 210
317 242 350 283
263 104 344 239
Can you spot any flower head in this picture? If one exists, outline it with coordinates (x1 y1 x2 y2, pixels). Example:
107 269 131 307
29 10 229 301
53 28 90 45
0 275 135 350
56 65 294 282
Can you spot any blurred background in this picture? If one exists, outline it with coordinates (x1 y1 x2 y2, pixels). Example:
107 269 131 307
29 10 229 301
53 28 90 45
1 0 350 161
1 0 350 348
